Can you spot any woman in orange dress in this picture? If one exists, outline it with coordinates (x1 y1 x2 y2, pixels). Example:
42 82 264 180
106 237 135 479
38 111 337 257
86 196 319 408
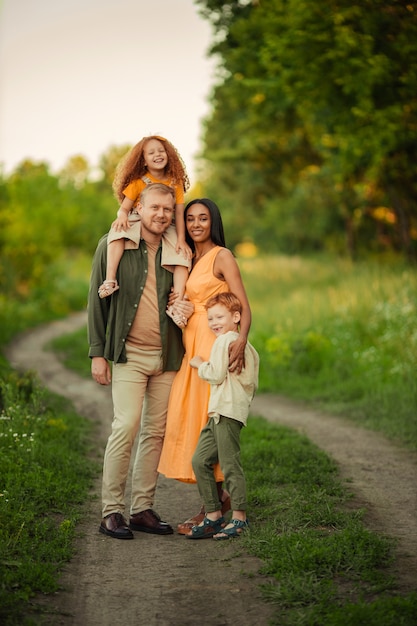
157 198 251 533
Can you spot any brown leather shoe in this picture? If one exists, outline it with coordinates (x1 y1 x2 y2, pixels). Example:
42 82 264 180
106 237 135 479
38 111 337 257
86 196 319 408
99 512 134 540
129 509 173 535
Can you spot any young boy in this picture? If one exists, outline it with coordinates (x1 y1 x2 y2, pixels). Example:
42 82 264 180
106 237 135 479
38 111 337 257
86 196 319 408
186 292 259 540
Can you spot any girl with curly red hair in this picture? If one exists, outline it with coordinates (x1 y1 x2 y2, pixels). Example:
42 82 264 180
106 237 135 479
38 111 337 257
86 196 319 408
98 135 192 327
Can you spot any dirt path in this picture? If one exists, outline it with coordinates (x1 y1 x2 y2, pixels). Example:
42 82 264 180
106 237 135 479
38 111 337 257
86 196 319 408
5 312 417 625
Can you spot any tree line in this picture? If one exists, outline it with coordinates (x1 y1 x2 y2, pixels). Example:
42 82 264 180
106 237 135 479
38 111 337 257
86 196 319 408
1 0 416 307
195 0 417 259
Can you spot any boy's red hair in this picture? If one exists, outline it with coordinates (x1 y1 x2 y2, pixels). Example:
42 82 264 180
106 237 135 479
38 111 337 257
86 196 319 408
205 292 242 314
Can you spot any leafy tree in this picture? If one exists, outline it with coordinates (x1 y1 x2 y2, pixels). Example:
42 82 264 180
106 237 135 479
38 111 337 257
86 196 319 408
196 0 417 258
0 161 64 294
0 159 115 299
98 143 131 187
59 155 90 188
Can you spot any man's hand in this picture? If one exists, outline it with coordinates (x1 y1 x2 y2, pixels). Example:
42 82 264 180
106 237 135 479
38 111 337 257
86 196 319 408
91 356 111 385
228 336 246 374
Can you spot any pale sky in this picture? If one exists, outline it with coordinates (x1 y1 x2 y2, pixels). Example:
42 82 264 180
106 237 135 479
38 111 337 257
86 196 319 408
0 0 216 181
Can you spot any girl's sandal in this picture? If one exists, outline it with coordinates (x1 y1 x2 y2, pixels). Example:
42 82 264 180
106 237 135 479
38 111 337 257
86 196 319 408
185 516 225 540
166 306 187 329
213 519 249 541
98 280 119 299
178 495 230 535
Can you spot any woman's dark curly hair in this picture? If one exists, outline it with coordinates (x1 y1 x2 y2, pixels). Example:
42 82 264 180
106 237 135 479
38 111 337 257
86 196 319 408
112 135 190 203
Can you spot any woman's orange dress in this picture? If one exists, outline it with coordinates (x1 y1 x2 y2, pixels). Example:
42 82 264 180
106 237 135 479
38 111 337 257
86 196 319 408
158 246 229 482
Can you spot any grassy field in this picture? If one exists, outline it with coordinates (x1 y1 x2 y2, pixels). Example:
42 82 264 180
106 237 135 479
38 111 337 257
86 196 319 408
242 254 417 450
51 253 417 450
1 253 417 624
0 370 98 625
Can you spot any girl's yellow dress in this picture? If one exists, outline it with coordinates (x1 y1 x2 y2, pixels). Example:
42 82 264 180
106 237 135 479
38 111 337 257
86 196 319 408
158 246 229 482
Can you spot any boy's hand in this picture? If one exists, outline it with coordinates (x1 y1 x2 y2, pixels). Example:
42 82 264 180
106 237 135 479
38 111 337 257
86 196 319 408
190 356 203 368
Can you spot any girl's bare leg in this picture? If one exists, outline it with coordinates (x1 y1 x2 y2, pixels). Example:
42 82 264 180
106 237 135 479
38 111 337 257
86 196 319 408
98 240 124 298
105 240 124 283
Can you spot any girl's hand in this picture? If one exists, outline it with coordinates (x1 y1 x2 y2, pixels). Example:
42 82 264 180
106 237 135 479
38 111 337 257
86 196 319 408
228 335 247 374
174 296 194 321
175 240 193 260
111 211 130 232
168 291 194 319
190 355 203 368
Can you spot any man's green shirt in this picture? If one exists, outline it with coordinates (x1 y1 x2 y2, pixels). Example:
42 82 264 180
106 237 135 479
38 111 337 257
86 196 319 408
88 235 184 370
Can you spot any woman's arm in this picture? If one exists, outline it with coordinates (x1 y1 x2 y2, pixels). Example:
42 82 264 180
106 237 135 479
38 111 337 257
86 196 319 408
214 248 252 373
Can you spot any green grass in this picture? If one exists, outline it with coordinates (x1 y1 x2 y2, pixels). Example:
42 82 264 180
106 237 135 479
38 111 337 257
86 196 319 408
238 254 417 451
49 254 417 450
0 369 98 626
2 252 417 624
240 417 417 625
0 249 90 346
48 326 91 377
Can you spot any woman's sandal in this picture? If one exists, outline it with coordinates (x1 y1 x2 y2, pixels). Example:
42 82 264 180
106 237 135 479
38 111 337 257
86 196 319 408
98 280 119 299
177 509 205 535
186 516 225 540
213 518 249 541
177 494 231 535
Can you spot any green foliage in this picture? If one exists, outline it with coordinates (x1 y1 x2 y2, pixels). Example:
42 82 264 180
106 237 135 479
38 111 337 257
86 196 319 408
47 326 91 378
43 253 417 452
0 371 97 625
0 159 115 303
241 417 417 624
238 253 417 449
1 269 416 622
306 594 417 626
196 0 417 258
0 252 91 347
0 158 116 344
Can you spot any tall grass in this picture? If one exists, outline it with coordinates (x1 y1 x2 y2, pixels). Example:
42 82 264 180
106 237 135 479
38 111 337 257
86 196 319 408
241 417 417 625
0 371 97 625
50 253 417 449
0 251 90 346
239 254 417 450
